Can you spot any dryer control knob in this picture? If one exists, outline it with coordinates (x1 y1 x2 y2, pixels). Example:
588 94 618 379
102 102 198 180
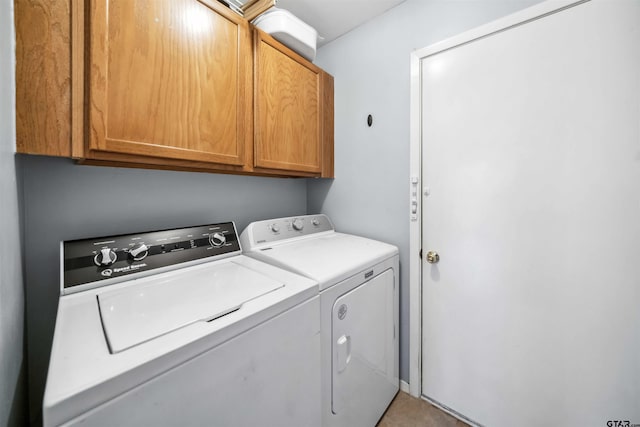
129 243 149 261
270 223 280 233
292 218 304 231
209 232 226 247
311 218 320 226
94 248 117 266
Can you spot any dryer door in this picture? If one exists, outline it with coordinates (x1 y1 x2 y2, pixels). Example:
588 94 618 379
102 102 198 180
332 268 397 415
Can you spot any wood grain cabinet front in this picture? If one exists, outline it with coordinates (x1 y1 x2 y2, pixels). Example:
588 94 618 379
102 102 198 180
254 29 333 176
15 0 333 178
88 0 252 167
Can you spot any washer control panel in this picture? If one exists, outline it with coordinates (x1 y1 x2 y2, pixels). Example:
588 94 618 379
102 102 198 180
242 214 334 247
62 222 240 291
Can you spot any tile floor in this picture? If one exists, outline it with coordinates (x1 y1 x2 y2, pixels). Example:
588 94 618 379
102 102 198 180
376 392 469 427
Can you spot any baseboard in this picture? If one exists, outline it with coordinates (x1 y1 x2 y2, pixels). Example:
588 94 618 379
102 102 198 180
421 395 482 427
398 380 479 425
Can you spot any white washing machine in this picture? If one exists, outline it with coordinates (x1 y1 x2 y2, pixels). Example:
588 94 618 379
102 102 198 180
240 215 399 427
44 221 321 427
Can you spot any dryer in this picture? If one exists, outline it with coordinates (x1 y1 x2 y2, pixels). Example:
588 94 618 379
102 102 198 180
241 215 399 427
44 222 321 427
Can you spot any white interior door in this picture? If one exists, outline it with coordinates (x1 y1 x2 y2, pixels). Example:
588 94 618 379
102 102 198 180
420 1 640 426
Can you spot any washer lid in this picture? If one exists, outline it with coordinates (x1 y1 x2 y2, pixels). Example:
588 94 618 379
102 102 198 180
98 262 283 353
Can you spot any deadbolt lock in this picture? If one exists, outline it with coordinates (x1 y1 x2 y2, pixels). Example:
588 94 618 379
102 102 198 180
426 251 440 264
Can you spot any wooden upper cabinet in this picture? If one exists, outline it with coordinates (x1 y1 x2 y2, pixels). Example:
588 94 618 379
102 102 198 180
88 0 252 166
254 29 327 174
15 0 73 156
15 0 333 177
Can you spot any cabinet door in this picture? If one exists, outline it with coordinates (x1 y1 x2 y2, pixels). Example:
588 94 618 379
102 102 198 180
254 30 323 173
89 0 251 166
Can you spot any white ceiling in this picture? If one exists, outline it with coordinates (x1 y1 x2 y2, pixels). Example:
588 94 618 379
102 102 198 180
275 0 407 46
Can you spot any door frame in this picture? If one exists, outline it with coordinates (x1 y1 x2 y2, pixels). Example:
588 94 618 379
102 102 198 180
407 0 587 399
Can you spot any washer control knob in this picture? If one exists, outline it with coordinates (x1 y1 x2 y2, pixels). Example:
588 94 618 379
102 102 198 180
292 218 304 231
129 243 149 261
94 248 117 267
270 223 280 233
209 232 226 247
311 218 320 227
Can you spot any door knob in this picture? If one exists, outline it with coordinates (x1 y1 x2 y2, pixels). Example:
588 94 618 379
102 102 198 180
426 251 440 264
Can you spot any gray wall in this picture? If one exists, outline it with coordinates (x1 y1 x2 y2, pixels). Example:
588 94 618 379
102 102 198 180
308 0 543 383
0 0 26 425
20 156 307 424
15 1 550 423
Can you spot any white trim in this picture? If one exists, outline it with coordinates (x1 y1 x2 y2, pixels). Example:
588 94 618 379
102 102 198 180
399 380 410 394
408 0 588 406
421 395 482 427
408 49 422 398
412 0 586 60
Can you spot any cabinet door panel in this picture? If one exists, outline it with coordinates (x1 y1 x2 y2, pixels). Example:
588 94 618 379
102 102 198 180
90 0 250 165
255 32 322 173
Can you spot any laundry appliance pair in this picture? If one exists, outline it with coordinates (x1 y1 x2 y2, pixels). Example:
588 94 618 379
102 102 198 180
45 215 398 427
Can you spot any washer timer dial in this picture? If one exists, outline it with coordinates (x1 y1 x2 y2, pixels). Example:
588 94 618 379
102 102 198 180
209 232 226 247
